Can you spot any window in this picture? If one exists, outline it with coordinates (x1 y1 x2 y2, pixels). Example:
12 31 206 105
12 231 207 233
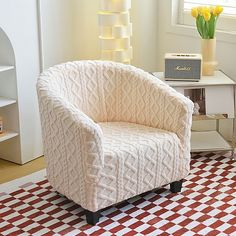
179 0 236 32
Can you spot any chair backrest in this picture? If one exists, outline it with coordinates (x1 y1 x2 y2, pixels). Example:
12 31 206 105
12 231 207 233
37 60 153 123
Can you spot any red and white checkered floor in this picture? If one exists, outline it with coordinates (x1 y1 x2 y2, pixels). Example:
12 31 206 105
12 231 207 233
0 152 236 236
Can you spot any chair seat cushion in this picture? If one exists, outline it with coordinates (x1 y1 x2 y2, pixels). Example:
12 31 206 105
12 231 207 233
96 122 183 208
99 122 180 155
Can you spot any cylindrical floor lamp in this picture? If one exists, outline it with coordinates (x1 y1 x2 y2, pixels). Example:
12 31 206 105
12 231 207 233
98 0 133 64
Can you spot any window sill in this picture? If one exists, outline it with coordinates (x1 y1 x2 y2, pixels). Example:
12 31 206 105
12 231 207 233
167 23 236 44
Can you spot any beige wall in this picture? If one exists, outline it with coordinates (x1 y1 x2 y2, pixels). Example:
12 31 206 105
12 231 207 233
74 0 100 61
130 0 159 71
39 0 79 69
74 0 159 71
40 0 159 72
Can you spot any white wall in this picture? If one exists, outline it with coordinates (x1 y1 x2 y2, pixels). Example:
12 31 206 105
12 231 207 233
75 0 159 71
74 0 100 62
39 0 79 69
40 0 159 72
130 0 159 71
156 0 236 140
74 0 158 71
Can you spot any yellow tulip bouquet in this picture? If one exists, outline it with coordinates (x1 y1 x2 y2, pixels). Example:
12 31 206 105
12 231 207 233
191 6 223 39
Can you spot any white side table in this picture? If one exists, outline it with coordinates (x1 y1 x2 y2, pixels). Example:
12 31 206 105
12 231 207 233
153 71 236 158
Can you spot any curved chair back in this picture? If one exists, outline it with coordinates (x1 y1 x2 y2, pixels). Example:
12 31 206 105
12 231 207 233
37 60 154 123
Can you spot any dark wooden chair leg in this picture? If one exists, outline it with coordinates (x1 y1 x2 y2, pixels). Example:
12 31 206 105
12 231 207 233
170 180 183 193
85 210 100 225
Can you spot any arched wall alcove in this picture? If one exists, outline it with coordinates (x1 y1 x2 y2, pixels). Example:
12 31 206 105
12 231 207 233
0 27 15 65
0 1 44 164
0 27 18 99
0 27 21 163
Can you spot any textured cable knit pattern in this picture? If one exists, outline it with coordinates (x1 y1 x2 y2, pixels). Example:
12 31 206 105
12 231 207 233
37 60 193 212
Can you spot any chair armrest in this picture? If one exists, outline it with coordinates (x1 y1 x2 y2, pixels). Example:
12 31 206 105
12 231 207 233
125 70 194 155
157 82 194 158
37 91 104 198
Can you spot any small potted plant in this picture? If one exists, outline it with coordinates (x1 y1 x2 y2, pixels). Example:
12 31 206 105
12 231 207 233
191 6 223 75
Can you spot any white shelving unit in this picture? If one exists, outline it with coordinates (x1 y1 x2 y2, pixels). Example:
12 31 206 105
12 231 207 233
153 71 236 157
0 28 21 163
0 96 16 107
0 79 18 144
0 65 14 73
0 131 18 143
0 2 43 164
0 63 19 149
191 131 232 152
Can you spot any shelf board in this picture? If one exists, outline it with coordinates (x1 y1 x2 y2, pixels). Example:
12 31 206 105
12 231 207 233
192 114 228 121
191 130 233 152
0 97 17 108
0 131 18 143
0 65 14 73
153 71 236 87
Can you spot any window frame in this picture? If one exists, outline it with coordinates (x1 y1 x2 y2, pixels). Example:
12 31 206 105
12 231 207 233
179 0 236 32
166 0 236 44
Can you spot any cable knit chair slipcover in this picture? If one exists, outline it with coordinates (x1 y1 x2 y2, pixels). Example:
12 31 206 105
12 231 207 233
37 60 193 225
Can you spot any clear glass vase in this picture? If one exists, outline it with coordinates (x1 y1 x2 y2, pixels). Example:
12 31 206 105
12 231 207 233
201 38 218 76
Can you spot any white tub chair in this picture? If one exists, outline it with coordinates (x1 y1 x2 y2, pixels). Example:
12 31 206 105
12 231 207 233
37 60 193 225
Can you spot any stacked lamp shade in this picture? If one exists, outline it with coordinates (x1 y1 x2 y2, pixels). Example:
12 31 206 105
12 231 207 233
98 0 133 64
